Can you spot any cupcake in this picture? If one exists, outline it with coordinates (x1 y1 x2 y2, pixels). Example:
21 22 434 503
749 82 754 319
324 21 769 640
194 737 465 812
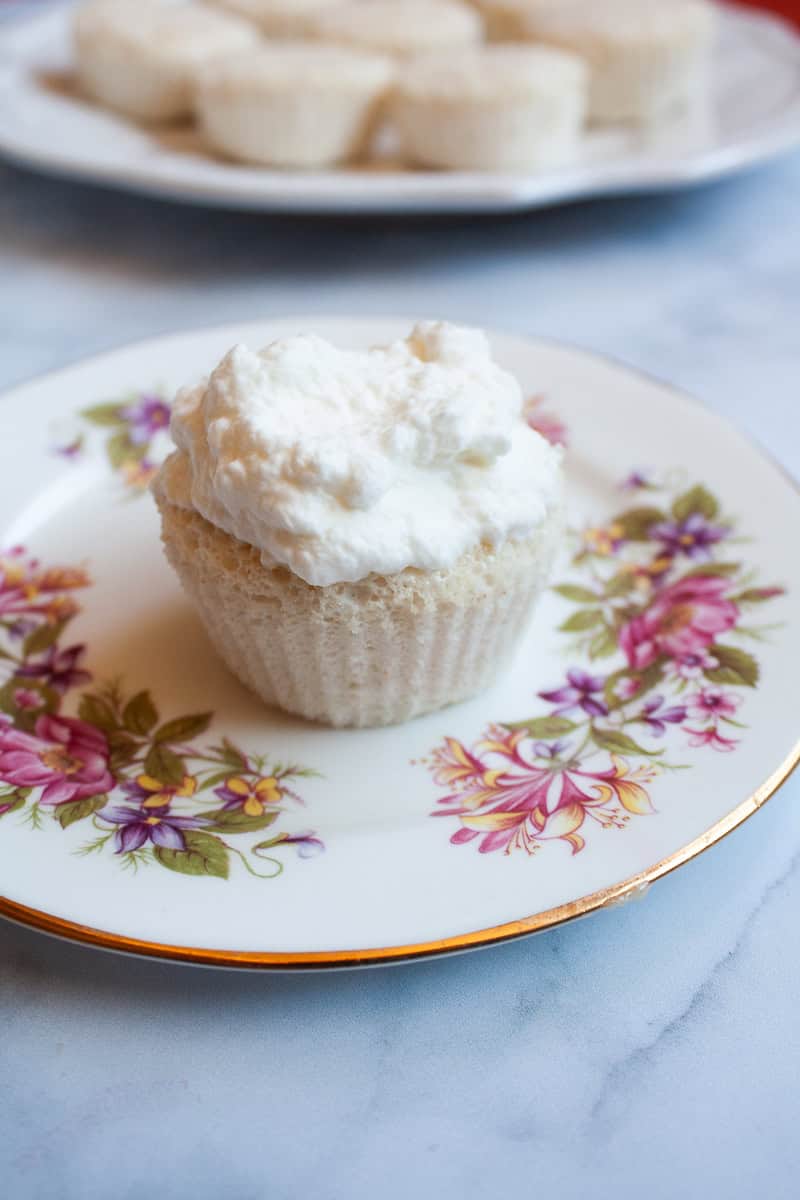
195 44 393 168
73 0 259 124
206 0 342 38
512 0 716 125
300 0 483 58
391 45 587 172
153 322 565 728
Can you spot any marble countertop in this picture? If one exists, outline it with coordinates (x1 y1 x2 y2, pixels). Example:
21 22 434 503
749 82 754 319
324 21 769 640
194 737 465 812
1 134 799 1198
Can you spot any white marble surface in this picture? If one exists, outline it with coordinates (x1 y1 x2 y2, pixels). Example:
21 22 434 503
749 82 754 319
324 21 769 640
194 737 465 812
1 116 800 1198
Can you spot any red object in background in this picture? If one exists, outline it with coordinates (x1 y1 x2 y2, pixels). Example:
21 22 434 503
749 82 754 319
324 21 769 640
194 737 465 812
733 1 800 26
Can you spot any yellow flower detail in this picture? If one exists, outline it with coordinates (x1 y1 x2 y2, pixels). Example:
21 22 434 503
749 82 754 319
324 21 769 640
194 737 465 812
225 775 282 817
138 773 197 809
583 522 624 557
590 754 658 816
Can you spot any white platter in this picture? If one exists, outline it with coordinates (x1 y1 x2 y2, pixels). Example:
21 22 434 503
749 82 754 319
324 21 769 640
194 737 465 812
1 5 800 214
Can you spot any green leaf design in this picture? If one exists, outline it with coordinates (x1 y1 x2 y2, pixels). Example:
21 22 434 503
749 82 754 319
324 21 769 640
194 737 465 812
505 716 577 738
81 402 124 426
106 431 145 469
553 584 599 603
203 808 280 835
560 609 604 633
732 587 785 603
672 484 719 521
144 743 186 786
591 727 662 756
108 731 141 769
23 619 67 658
614 506 665 541
0 792 28 818
78 693 119 732
154 713 213 744
683 562 740 578
81 403 126 427
605 572 638 598
704 644 759 688
588 627 618 660
122 690 158 735
154 831 229 879
55 794 107 830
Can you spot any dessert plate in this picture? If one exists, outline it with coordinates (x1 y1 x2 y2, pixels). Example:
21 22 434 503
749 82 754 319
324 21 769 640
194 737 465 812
0 318 797 968
1 5 800 214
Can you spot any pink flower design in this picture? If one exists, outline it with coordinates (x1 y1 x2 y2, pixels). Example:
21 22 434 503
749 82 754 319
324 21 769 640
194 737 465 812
432 729 656 856
686 686 741 722
12 688 44 712
664 649 719 681
619 575 739 670
524 396 568 448
685 726 738 752
0 714 114 806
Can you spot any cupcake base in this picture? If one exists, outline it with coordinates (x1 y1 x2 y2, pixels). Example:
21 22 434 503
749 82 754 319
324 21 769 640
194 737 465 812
157 496 563 728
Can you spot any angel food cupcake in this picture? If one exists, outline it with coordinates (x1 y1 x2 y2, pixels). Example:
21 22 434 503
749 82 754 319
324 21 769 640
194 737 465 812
74 0 259 124
153 322 564 728
392 45 587 172
514 0 716 124
301 0 483 58
207 0 341 38
195 44 393 167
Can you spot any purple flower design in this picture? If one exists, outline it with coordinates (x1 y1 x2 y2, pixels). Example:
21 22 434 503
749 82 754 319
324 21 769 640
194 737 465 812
539 669 608 718
98 803 210 853
119 396 171 446
621 470 652 491
12 688 45 712
16 644 91 695
639 694 687 736
650 513 728 561
532 740 568 759
272 831 324 859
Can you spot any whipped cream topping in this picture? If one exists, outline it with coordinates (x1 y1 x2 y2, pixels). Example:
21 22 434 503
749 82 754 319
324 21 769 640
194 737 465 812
155 322 563 586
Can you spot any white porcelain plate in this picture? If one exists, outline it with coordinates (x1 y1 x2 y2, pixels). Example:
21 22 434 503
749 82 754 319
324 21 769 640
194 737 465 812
0 317 797 968
2 6 800 214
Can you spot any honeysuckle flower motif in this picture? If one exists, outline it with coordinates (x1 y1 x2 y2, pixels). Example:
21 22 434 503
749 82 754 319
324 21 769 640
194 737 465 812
686 687 741 723
664 649 719 681
619 575 739 671
650 513 729 561
120 773 197 810
639 694 687 736
98 803 210 853
433 736 657 856
17 644 91 695
119 396 171 445
215 775 283 817
539 669 608 718
684 726 738 752
0 714 114 806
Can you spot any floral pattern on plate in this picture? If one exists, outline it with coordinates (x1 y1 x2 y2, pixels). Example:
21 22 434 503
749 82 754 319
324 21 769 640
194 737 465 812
56 389 173 493
424 477 785 858
0 548 322 879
